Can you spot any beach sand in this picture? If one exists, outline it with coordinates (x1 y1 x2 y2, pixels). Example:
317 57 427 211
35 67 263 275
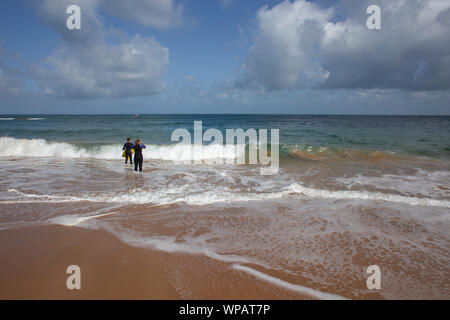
0 226 316 300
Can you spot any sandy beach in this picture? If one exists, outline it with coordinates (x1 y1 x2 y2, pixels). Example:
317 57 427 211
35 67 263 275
0 225 326 300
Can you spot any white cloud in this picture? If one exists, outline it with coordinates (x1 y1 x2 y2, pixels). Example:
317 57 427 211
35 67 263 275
243 0 450 91
33 0 170 99
33 35 169 99
37 0 103 47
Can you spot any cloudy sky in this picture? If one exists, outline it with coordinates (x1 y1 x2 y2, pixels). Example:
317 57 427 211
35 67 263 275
0 0 449 114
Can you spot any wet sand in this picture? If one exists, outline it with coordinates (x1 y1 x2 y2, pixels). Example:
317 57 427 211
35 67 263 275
0 226 178 299
0 226 312 300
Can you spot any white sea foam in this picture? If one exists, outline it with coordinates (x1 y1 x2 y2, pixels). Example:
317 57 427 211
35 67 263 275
49 212 116 227
146 143 241 162
232 264 347 300
98 229 275 270
5 189 86 203
5 187 288 206
336 171 450 199
0 137 118 159
288 183 450 208
0 137 240 161
0 118 44 121
6 181 450 208
121 234 255 264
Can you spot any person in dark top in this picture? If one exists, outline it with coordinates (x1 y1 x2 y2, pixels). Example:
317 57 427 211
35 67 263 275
123 137 134 164
132 139 146 172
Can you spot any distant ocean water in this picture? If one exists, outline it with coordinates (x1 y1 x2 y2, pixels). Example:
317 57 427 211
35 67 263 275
0 114 449 299
0 114 449 159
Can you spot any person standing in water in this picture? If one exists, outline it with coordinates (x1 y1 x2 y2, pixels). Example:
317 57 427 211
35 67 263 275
132 139 146 172
122 137 134 164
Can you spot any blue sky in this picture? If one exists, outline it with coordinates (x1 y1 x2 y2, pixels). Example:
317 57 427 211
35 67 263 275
0 0 449 114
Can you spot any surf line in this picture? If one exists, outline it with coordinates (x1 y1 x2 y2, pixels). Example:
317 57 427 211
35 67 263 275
52 212 117 227
48 203 172 227
232 264 347 300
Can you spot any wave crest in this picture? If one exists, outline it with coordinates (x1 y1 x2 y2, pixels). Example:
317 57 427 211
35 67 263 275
0 137 240 161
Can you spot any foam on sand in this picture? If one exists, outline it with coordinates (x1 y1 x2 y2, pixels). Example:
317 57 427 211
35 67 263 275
232 264 347 300
6 182 450 208
49 212 117 227
288 183 450 208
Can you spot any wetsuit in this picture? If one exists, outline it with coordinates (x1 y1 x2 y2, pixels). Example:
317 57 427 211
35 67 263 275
132 143 146 172
123 142 134 164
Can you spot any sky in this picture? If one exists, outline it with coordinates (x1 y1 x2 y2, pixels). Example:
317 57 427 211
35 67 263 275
0 0 449 114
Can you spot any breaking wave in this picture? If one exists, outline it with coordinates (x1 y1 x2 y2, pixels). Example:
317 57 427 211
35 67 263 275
0 136 406 163
0 117 45 121
0 137 240 161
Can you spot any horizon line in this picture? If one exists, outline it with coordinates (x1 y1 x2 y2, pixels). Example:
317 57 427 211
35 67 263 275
1 113 449 117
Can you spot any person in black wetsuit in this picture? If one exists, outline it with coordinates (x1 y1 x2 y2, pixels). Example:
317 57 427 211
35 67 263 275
132 139 146 172
123 137 134 164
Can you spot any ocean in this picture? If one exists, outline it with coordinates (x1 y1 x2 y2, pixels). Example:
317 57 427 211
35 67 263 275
0 114 449 299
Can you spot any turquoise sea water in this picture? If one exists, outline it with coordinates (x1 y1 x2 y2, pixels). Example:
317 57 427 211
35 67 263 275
0 114 449 158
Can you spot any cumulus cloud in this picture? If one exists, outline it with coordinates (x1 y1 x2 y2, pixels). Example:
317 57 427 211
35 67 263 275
242 0 450 91
32 35 168 99
36 0 103 48
32 0 169 99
